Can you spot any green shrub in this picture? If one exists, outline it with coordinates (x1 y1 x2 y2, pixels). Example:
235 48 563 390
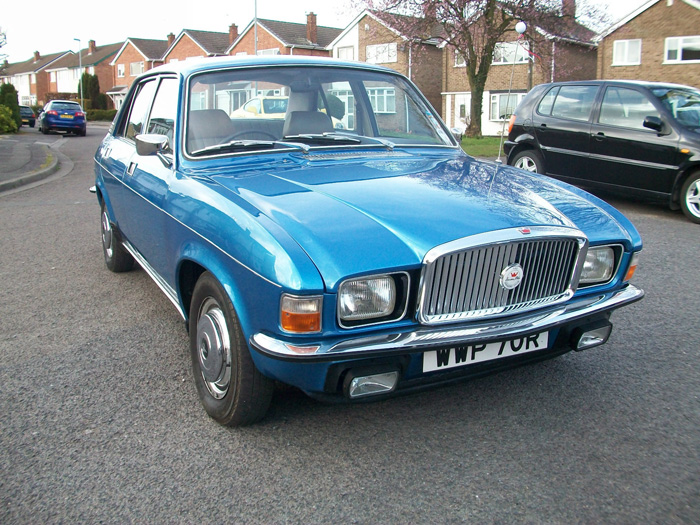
0 84 21 128
87 109 117 121
0 105 18 133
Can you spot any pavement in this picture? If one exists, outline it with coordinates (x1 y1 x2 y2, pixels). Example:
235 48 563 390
0 121 111 193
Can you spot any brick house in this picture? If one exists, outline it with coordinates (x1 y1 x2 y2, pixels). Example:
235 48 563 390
441 1 596 135
108 37 170 109
227 13 341 57
328 10 443 115
162 28 232 63
0 51 71 106
44 40 122 106
594 0 700 87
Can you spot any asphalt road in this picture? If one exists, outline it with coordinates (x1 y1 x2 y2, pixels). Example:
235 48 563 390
1 128 698 523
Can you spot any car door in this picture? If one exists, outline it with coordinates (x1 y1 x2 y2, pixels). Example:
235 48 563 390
120 77 179 279
588 85 680 194
533 84 600 179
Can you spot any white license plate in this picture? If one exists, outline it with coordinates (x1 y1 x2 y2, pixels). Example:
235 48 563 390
422 332 549 373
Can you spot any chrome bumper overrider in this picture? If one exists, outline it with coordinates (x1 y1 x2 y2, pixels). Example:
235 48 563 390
250 285 644 360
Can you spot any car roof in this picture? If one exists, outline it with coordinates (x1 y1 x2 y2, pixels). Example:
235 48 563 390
142 54 398 80
544 79 697 91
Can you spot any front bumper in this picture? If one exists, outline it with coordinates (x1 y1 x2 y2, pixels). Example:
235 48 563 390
250 284 643 361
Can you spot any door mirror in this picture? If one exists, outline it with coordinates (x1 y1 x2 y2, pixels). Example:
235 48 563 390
643 116 665 133
135 133 169 156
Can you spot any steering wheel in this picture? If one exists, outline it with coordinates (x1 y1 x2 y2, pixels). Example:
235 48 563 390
222 130 278 142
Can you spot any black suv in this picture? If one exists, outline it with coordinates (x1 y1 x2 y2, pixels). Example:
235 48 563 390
504 80 700 223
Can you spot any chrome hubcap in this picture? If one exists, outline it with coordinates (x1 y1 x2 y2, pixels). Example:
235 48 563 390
196 298 231 399
515 156 538 172
101 210 113 258
686 179 700 219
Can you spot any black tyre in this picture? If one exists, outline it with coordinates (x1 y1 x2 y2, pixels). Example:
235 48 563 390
680 172 700 224
511 149 544 174
40 124 48 135
100 202 134 272
189 272 273 426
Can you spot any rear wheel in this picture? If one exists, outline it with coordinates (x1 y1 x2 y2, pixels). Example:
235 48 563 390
511 149 544 174
100 202 134 272
680 172 700 224
189 272 273 426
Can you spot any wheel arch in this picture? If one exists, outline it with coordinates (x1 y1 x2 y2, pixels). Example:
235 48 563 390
506 134 538 164
670 163 700 210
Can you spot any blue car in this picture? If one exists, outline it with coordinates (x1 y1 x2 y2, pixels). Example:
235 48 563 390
38 99 86 136
93 56 644 426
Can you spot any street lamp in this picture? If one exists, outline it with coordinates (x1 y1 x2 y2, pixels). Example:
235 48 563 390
74 38 83 108
496 21 527 163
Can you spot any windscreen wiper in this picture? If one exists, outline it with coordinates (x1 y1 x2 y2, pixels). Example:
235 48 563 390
282 132 362 145
190 140 310 157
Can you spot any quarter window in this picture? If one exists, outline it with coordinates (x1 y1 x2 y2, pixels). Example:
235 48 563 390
598 87 659 130
612 39 641 66
542 85 598 122
366 43 397 64
665 36 700 63
146 78 179 151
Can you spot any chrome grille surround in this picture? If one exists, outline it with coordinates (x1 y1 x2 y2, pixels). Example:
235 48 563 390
417 226 588 325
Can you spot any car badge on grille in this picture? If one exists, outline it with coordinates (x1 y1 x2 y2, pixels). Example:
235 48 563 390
519 227 531 235
500 264 524 290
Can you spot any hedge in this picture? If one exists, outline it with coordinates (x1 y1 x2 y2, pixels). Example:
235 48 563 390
87 109 118 121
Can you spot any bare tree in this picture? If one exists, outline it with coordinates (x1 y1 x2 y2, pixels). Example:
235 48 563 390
360 0 601 137
0 27 7 74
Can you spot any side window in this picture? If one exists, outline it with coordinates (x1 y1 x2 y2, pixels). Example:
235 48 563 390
549 86 598 122
598 87 660 130
146 78 179 152
537 86 559 116
122 80 157 141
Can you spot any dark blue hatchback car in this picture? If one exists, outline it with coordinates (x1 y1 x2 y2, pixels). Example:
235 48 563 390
38 100 86 136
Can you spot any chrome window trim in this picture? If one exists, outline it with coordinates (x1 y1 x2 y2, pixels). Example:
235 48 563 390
417 226 588 326
337 271 411 330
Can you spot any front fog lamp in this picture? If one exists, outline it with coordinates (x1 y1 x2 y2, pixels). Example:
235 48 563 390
280 294 322 333
579 246 615 284
338 275 396 322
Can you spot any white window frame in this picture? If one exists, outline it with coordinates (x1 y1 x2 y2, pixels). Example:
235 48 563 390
366 43 397 64
257 48 279 56
490 92 526 121
129 61 144 76
367 87 396 114
612 39 641 66
664 36 700 64
337 46 354 61
492 41 529 65
117 64 125 78
454 51 466 67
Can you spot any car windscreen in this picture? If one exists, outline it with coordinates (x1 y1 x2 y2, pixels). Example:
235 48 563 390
652 87 700 131
186 65 453 156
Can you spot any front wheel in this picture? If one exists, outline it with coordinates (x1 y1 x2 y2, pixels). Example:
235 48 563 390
189 272 273 426
511 149 544 174
680 172 700 224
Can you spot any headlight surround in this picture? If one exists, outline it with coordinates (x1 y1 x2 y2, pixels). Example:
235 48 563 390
579 246 616 284
338 275 397 323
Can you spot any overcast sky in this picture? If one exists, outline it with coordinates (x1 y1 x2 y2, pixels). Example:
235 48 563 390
2 0 648 63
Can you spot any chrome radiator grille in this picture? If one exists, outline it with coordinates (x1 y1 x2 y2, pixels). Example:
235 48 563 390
418 230 586 325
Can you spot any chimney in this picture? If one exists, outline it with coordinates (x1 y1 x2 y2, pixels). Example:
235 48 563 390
306 12 318 44
88 40 96 54
229 24 239 44
167 33 175 47
562 0 576 18
34 51 41 63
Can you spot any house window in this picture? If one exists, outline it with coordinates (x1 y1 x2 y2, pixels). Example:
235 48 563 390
130 61 144 76
50 71 56 82
454 51 466 67
117 64 125 78
31 74 36 84
665 36 700 63
337 46 354 60
492 41 529 64
366 43 397 64
490 92 525 121
612 39 641 66
257 48 279 56
367 87 396 113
